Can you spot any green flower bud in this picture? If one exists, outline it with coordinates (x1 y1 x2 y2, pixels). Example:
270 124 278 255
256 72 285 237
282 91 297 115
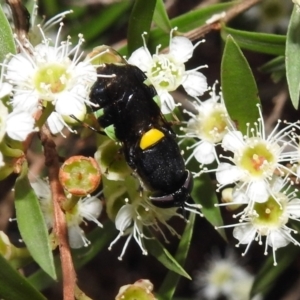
59 156 101 196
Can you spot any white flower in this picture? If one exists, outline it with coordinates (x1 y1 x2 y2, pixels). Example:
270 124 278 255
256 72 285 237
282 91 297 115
216 105 299 203
108 196 182 260
218 176 300 266
31 178 103 248
194 249 260 300
5 110 37 141
128 30 208 114
181 84 232 165
3 22 98 134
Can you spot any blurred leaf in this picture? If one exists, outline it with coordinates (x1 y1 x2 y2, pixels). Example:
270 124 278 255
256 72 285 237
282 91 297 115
259 56 285 73
41 0 59 17
157 213 195 300
69 1 132 44
221 26 285 56
192 174 226 241
0 254 46 300
259 56 285 83
148 2 234 51
145 234 191 280
251 243 300 297
286 6 300 110
15 163 56 280
127 0 156 55
153 0 171 32
0 5 16 63
28 221 116 291
221 35 260 135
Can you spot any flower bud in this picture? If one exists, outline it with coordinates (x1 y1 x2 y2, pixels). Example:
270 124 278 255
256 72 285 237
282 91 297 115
59 156 101 196
115 279 156 300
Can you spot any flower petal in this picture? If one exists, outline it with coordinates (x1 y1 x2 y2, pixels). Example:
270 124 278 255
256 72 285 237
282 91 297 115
193 141 215 164
267 230 290 248
169 36 194 63
115 204 134 232
233 224 256 244
5 110 36 141
158 91 176 114
68 225 89 248
47 112 65 135
216 163 243 185
128 47 152 72
247 180 269 203
222 131 244 152
181 71 207 97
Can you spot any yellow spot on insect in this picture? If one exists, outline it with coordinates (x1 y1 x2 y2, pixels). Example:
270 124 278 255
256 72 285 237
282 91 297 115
140 128 164 150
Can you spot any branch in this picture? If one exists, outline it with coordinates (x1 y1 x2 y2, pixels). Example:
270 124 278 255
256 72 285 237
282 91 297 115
183 0 263 41
40 126 76 300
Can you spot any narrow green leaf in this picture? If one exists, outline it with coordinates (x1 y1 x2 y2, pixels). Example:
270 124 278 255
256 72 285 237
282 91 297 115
127 0 156 55
153 0 172 32
286 5 300 110
192 174 227 241
148 2 233 51
0 254 46 300
259 56 285 73
250 243 300 297
15 163 56 279
0 5 16 63
221 35 260 135
145 234 191 280
157 214 195 300
28 221 116 291
221 26 285 56
69 1 132 44
259 56 285 83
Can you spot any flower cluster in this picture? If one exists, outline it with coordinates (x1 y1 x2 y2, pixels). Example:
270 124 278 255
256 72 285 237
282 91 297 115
0 10 99 141
180 95 300 263
128 28 208 114
212 106 300 264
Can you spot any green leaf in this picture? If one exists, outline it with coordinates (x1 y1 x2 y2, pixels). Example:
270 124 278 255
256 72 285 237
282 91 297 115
250 243 300 297
28 221 116 291
153 0 171 32
15 163 56 279
144 234 191 280
221 26 285 56
192 174 226 241
286 5 300 110
0 254 46 300
259 56 285 83
259 56 285 74
127 0 157 55
221 35 260 135
69 1 132 45
0 5 16 63
148 2 234 51
157 214 195 300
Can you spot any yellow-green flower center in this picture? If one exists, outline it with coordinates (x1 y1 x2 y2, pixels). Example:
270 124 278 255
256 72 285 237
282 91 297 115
252 195 287 231
239 141 276 177
201 107 228 143
149 55 184 91
210 265 232 287
34 63 70 96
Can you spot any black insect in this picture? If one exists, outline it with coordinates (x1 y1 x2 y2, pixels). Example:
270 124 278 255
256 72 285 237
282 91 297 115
90 63 193 209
